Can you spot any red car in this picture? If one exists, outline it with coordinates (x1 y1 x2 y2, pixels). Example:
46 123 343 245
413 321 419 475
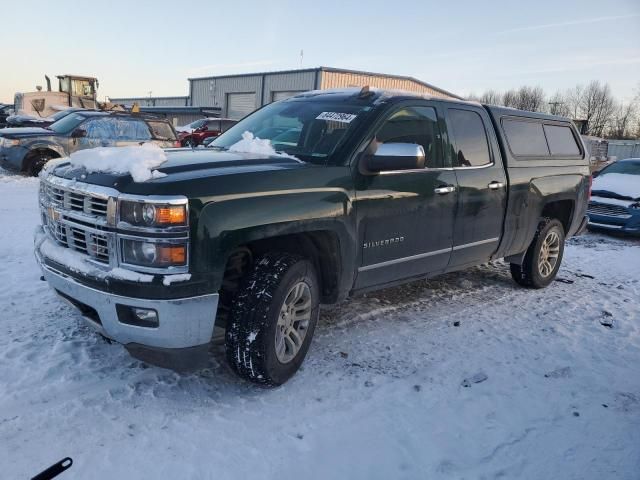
177 118 237 147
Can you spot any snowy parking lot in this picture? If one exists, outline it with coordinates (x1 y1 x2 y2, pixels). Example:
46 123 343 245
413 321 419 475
1 169 639 480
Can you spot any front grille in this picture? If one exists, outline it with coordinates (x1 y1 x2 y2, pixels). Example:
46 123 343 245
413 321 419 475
43 181 109 218
41 177 115 265
587 202 631 219
46 217 111 263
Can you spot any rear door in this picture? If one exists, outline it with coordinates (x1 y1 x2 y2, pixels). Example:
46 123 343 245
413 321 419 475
354 101 457 289
445 106 507 267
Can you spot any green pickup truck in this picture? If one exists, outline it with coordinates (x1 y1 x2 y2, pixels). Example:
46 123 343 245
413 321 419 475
35 88 590 385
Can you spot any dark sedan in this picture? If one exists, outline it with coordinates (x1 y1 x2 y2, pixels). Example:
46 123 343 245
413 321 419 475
587 158 640 235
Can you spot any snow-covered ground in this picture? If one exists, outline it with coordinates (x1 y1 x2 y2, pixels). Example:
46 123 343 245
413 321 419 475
0 168 639 480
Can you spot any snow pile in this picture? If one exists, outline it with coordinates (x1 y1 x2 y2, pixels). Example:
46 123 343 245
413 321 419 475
67 143 168 182
593 173 640 200
108 268 153 283
162 274 192 286
228 131 298 160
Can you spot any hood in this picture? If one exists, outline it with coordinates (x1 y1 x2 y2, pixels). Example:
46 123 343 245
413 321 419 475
0 127 56 137
47 148 308 193
592 173 640 201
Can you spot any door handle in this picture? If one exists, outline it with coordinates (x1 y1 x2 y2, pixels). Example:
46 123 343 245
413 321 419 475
434 185 456 195
488 181 505 190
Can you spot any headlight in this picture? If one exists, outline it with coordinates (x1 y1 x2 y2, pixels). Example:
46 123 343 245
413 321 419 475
119 200 187 228
0 137 19 147
121 239 187 268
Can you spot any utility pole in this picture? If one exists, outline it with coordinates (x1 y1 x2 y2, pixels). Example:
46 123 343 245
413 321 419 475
300 50 304 68
548 101 563 115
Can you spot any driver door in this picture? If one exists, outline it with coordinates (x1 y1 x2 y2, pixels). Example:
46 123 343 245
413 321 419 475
353 102 457 289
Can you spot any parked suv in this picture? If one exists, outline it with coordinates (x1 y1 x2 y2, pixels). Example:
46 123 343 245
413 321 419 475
0 103 14 128
35 88 590 385
0 111 179 175
178 117 237 147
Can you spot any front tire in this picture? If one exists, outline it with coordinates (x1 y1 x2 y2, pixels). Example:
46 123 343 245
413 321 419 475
27 151 54 176
510 218 565 288
225 252 320 386
183 138 197 148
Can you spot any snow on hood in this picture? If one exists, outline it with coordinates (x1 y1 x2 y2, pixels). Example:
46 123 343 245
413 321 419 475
67 143 168 182
592 173 640 200
228 131 298 160
7 114 49 123
175 125 194 133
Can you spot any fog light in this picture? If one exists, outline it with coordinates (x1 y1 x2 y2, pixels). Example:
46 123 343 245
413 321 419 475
117 304 159 328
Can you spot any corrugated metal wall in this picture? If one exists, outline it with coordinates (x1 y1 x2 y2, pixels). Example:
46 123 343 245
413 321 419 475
607 140 640 160
263 71 316 103
319 71 455 99
190 76 263 112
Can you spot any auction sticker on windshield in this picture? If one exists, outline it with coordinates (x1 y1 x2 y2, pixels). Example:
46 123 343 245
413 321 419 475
316 112 358 123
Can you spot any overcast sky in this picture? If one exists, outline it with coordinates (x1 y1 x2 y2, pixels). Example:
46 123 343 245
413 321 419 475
1 0 639 104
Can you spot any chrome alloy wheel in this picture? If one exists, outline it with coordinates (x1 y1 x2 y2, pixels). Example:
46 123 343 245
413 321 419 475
275 281 312 364
538 230 561 278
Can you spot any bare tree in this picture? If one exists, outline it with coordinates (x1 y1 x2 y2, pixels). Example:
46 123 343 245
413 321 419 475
608 102 636 139
579 81 616 137
479 90 502 105
495 86 545 112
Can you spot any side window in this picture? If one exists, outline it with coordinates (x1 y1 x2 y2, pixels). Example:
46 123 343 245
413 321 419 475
84 118 113 139
206 120 221 132
543 124 581 156
376 106 443 168
502 119 549 156
147 121 176 141
448 109 492 167
112 119 151 141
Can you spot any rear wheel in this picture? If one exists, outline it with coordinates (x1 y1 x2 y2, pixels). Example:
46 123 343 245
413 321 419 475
225 252 320 386
510 218 565 288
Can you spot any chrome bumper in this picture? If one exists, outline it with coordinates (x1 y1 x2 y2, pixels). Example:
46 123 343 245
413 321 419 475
35 247 219 351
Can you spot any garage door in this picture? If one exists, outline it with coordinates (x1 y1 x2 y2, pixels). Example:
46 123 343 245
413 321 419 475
272 91 305 102
227 93 256 120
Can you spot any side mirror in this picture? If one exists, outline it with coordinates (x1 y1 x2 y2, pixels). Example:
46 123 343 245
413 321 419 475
71 128 87 138
365 143 425 172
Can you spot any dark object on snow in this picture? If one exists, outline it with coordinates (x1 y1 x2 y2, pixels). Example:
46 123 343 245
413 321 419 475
462 372 488 387
572 411 580 417
600 311 614 328
339 351 349 358
31 457 72 480
575 273 595 279
413 384 422 392
453 320 461 327
555 278 574 284
545 366 572 378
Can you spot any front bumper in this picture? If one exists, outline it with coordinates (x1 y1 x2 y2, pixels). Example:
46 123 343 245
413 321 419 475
0 145 28 171
588 214 640 236
36 242 219 369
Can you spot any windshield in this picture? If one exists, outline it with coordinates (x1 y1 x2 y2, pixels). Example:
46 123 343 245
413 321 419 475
211 100 370 162
598 161 640 177
49 110 75 122
49 113 87 134
188 119 206 129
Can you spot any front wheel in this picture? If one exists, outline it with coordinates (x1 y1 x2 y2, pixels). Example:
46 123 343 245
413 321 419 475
510 218 565 288
27 151 54 176
225 252 320 386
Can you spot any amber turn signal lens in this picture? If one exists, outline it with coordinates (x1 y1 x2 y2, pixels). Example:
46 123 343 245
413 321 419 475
156 206 186 225
157 245 186 264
